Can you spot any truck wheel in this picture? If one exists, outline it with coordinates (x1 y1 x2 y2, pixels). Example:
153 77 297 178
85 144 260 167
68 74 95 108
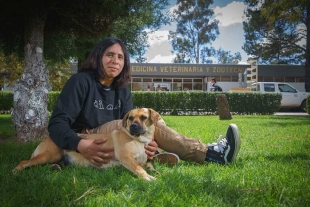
300 100 306 112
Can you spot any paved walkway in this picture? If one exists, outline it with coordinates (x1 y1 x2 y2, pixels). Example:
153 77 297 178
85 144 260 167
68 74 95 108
274 112 309 116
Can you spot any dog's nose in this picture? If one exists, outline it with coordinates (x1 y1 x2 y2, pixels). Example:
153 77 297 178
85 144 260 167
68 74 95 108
130 122 146 135
131 122 139 129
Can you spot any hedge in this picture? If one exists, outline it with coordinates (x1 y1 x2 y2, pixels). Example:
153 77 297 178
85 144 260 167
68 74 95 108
0 91 282 115
0 91 14 111
132 91 281 115
306 94 310 114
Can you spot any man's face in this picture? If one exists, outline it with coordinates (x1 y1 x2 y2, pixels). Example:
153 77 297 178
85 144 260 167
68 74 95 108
101 43 125 79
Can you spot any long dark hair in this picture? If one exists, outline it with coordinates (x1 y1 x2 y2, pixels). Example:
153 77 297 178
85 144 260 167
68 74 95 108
78 37 131 88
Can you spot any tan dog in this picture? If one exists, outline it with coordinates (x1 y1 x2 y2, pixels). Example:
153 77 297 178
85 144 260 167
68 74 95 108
13 108 165 181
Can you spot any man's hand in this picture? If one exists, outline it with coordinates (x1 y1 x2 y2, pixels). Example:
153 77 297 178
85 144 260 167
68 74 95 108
144 140 158 160
77 139 114 167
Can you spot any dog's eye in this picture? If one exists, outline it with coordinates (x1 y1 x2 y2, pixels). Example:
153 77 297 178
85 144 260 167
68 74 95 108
128 116 134 121
140 115 147 121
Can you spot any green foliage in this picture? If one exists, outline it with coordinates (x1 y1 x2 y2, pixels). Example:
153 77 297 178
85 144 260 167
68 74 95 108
46 60 73 91
0 91 13 111
0 114 15 138
306 94 310 114
0 0 170 63
47 92 61 112
226 92 282 114
132 91 281 115
1 115 310 206
243 0 309 92
243 0 305 64
0 91 282 114
215 48 242 64
169 0 219 63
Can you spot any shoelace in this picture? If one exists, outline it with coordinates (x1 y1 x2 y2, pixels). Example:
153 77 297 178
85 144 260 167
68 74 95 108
209 135 228 153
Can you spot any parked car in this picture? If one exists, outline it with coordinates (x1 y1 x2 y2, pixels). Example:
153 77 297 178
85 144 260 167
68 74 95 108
251 82 309 111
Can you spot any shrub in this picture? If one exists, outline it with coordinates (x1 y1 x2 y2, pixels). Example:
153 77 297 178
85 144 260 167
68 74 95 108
0 91 281 115
132 91 281 115
0 91 13 111
47 91 60 112
306 94 310 114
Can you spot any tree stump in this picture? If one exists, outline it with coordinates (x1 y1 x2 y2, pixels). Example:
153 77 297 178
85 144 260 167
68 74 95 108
216 94 232 120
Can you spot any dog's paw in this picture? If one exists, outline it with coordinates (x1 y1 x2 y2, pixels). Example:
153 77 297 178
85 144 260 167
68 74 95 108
12 168 19 174
142 174 156 181
51 164 62 171
12 161 26 174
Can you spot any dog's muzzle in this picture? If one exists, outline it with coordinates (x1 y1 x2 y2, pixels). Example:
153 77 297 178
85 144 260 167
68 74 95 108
130 122 146 136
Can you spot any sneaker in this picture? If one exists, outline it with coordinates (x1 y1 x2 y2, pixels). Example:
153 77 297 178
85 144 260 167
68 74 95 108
152 152 180 166
206 124 241 164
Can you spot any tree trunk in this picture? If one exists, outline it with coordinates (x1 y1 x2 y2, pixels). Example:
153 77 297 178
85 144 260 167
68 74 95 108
216 94 232 120
12 16 49 141
305 4 310 92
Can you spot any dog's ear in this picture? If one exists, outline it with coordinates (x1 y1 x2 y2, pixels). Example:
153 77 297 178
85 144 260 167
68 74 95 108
122 110 131 127
149 108 166 125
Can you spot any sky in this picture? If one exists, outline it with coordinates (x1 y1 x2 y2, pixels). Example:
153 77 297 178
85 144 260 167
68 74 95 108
141 0 248 64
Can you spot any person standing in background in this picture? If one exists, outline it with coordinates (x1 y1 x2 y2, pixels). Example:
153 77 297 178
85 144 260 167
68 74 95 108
210 77 222 92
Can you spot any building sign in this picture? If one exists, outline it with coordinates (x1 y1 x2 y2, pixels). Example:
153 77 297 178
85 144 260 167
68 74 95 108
131 63 250 76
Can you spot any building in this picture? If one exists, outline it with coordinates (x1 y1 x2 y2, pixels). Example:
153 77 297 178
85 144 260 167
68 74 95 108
1 62 306 92
128 63 306 92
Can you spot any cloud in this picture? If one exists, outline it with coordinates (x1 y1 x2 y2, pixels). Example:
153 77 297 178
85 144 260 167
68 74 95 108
147 30 170 47
148 54 176 63
296 23 306 45
142 30 176 63
142 1 249 63
212 23 248 62
213 1 247 27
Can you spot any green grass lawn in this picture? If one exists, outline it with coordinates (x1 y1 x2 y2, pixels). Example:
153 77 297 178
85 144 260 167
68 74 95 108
0 115 309 207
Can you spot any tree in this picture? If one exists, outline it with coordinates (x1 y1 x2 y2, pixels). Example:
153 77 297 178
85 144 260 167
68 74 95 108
0 52 72 91
215 48 242 64
243 0 309 91
0 0 170 141
169 0 219 63
243 4 305 64
0 52 24 89
47 61 73 91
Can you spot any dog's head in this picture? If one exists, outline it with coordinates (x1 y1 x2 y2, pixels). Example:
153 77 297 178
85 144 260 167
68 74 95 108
122 108 164 139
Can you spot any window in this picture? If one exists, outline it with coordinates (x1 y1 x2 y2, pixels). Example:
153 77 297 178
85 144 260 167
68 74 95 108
143 78 152 82
183 79 192 91
173 82 182 91
132 82 143 91
274 77 284 82
264 83 275 92
212 76 220 81
296 77 305 82
258 77 264 82
132 78 141 82
153 78 162 82
284 77 295 82
163 78 172 82
232 76 238 82
278 84 297 93
263 77 274 82
221 76 231 81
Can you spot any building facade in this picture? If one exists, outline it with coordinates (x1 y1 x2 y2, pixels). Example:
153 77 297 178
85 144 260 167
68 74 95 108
1 62 305 92
128 63 306 92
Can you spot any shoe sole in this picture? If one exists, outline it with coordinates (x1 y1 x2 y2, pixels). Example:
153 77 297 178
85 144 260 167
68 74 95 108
229 124 241 163
153 153 179 166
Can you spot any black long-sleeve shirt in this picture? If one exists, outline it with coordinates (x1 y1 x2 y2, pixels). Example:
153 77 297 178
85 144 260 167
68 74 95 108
48 72 133 151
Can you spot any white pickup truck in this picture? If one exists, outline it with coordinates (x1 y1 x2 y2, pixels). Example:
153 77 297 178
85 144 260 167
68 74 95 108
251 82 310 111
